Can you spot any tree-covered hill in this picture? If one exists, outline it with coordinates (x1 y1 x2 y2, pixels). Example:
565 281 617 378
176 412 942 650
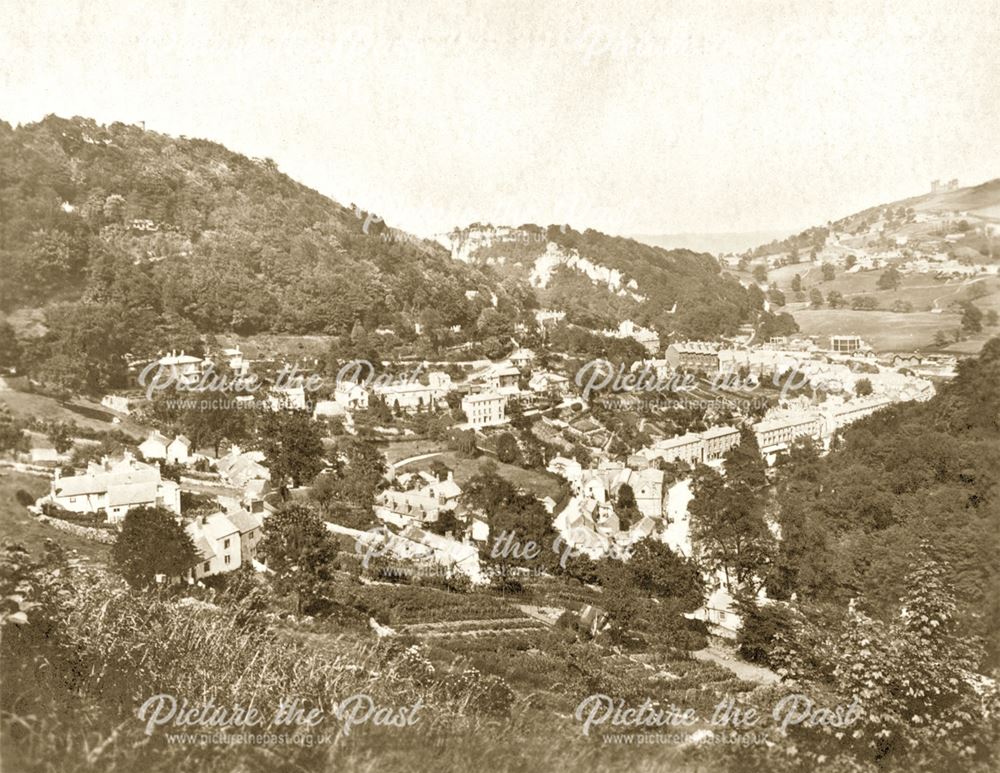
771 336 1000 667
0 115 765 393
0 115 519 337
447 223 762 339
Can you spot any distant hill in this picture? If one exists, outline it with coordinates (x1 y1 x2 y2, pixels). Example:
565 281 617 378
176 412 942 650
632 230 794 256
441 224 763 339
895 178 1000 220
745 177 1000 260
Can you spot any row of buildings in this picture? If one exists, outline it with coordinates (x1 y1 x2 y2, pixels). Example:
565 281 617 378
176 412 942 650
626 425 742 467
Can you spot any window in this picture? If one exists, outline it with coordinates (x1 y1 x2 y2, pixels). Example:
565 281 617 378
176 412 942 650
203 562 210 572
224 538 230 549
224 555 231 565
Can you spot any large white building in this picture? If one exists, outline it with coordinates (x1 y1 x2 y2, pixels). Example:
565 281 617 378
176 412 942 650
462 391 507 428
374 371 453 412
753 413 823 453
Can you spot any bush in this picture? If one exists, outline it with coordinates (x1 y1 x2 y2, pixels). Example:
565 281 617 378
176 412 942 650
14 489 35 507
734 597 794 665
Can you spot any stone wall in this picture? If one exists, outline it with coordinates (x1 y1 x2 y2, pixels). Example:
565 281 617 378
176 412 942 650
36 513 117 544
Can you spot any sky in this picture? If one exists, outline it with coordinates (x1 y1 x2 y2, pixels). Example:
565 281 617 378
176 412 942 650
3 0 999 239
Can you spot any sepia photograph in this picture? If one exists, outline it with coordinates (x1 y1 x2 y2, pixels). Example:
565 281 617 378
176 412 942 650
1 1 999 771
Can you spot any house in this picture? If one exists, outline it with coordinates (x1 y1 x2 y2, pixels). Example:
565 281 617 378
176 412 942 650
187 512 243 580
313 400 346 419
509 348 536 369
648 431 705 464
821 396 894 435
528 371 570 396
267 383 308 411
753 412 823 453
376 472 463 525
631 468 666 519
376 489 446 524
576 461 668 520
220 346 249 376
547 456 583 485
140 431 194 466
461 391 507 428
604 320 660 354
482 362 521 395
335 381 370 410
374 372 453 412
685 585 742 639
700 425 740 460
215 445 270 495
398 525 484 583
139 430 171 461
422 472 462 508
829 335 866 354
50 452 181 523
167 435 192 465
223 506 265 563
665 341 721 372
156 351 203 387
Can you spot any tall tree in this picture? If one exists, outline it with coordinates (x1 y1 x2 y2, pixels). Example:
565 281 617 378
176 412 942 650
258 502 336 614
257 409 325 492
111 506 198 588
688 434 774 590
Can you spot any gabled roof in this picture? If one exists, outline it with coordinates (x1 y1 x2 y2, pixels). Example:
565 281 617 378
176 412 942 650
192 536 215 561
107 481 159 507
142 430 170 445
187 512 240 543
226 509 264 534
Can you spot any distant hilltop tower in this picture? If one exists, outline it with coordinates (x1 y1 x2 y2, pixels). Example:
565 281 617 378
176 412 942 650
931 178 959 193
931 179 941 193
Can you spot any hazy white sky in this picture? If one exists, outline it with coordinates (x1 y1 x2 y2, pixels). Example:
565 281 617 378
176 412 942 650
3 0 999 237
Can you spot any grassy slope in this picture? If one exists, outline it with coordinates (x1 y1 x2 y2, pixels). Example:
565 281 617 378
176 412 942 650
384 439 564 501
0 470 109 563
736 264 1000 351
1 389 146 438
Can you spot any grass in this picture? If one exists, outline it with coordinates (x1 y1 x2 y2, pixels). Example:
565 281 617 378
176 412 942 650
789 308 955 351
740 267 1000 352
0 470 110 563
0 388 147 438
383 439 565 500
0 544 756 773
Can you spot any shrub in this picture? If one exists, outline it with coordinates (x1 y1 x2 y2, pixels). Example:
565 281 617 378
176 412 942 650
734 597 794 665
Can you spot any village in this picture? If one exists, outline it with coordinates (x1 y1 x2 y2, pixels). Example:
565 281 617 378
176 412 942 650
3 316 945 641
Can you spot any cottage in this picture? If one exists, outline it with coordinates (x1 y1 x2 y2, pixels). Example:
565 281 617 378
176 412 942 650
167 435 192 465
139 430 171 461
50 452 181 523
187 512 242 580
334 381 370 410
